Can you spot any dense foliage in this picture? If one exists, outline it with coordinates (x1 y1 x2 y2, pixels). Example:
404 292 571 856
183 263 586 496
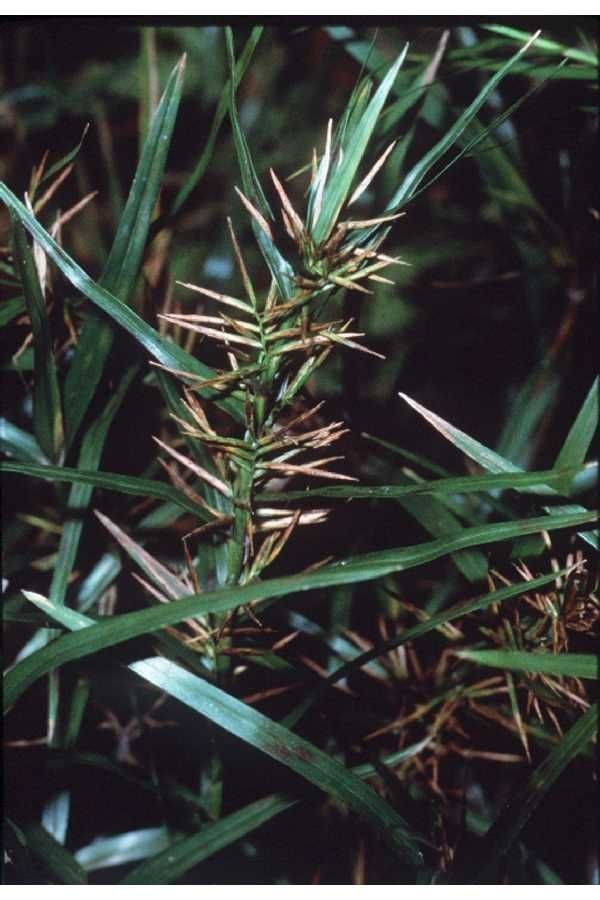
1 21 598 885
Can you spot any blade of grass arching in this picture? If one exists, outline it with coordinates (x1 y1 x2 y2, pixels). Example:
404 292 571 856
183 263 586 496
553 377 598 495
122 739 430 884
129 657 425 865
399 391 597 547
456 648 598 680
0 294 26 326
283 570 566 729
37 124 91 191
168 27 263 220
0 185 244 424
62 55 187 449
0 460 214 521
225 28 295 300
0 418 49 465
496 368 561 469
471 703 598 881
482 24 598 66
22 824 87 885
257 466 587 503
387 31 539 211
398 489 488 583
138 27 159 150
75 827 170 873
311 46 408 245
11 216 64 462
7 509 593 708
45 368 136 745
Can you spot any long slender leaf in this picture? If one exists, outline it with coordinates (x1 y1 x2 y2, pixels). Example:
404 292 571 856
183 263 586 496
0 185 243 424
169 27 263 219
472 704 598 879
121 739 430 884
0 419 49 465
311 46 408 244
23 824 87 885
11 215 64 462
399 391 598 548
62 55 187 448
6 508 595 711
387 31 539 210
456 649 598 680
553 377 598 494
75 826 170 872
225 28 295 299
130 657 426 864
257 466 588 503
0 460 213 521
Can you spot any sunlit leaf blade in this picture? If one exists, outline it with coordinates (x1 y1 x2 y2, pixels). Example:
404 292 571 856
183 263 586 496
553 377 598 495
11 215 64 462
23 824 87 885
456 649 598 680
225 28 295 299
0 418 49 465
399 391 597 547
472 704 598 880
170 27 263 219
0 183 243 423
257 466 588 502
130 657 425 865
0 460 213 521
387 31 539 210
482 24 598 66
311 46 408 245
75 827 170 872
6 508 595 712
63 55 186 448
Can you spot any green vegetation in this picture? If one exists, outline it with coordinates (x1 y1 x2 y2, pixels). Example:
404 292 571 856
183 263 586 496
2 21 597 885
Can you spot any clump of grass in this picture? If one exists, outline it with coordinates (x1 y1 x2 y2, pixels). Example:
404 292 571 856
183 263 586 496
1 23 598 885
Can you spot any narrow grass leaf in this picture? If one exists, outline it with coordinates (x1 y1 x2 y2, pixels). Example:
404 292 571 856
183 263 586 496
472 703 598 879
6 509 595 712
225 28 295 299
456 649 598 680
122 739 430 883
257 467 586 503
170 27 263 219
0 460 213 521
75 827 170 872
0 184 243 423
129 657 425 865
11 215 64 462
399 391 597 547
0 419 49 465
553 377 598 495
62 57 186 448
23 824 87 884
387 31 539 210
311 46 408 245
